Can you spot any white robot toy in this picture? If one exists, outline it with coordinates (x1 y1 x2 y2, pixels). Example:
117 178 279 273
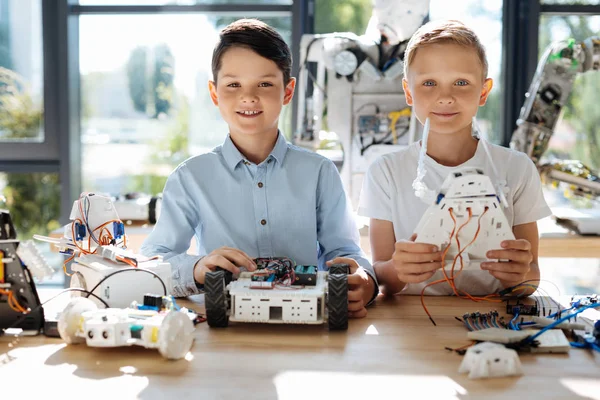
58 294 197 360
203 259 349 330
34 193 172 308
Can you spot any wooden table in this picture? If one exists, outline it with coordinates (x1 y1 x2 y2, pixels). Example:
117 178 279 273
1 294 599 400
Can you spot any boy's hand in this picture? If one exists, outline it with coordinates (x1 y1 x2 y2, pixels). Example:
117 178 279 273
392 234 443 284
480 239 533 285
327 257 374 319
193 247 257 284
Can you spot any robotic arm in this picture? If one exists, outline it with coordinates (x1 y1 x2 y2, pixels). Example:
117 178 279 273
510 37 600 198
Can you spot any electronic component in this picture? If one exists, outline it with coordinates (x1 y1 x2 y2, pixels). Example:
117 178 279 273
293 265 317 286
143 294 163 309
506 301 540 316
249 281 274 290
467 328 532 344
0 210 44 335
529 329 571 354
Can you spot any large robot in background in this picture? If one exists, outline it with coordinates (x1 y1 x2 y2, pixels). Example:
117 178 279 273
510 37 600 233
511 37 600 198
294 0 430 206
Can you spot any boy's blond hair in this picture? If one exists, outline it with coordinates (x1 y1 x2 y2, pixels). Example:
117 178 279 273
403 20 488 80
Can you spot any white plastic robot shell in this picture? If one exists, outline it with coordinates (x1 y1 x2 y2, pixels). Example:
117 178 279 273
70 252 173 308
438 168 497 199
414 167 515 267
458 342 523 379
366 0 430 43
57 297 196 360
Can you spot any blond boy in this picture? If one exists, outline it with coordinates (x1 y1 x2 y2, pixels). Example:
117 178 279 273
359 20 551 296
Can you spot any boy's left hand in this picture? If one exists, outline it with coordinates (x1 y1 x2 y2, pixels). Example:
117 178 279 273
327 257 374 319
480 239 533 285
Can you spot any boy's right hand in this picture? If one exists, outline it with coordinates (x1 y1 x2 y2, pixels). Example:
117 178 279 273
193 247 257 285
392 234 444 284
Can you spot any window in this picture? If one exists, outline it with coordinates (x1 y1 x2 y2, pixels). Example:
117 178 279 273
429 0 503 144
539 15 600 172
0 172 64 285
79 13 292 196
79 0 292 4
0 0 44 143
314 0 372 34
542 0 600 4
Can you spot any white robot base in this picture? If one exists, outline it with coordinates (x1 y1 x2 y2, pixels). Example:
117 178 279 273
58 297 196 360
204 262 349 331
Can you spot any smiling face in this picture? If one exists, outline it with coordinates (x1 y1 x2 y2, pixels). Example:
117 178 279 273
403 42 493 137
208 46 296 140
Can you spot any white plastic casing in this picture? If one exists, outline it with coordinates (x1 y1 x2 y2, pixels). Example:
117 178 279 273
57 298 196 360
414 168 515 269
227 271 328 324
459 341 523 379
70 253 172 308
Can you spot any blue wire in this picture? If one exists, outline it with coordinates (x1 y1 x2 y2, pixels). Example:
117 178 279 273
510 312 520 330
527 303 600 343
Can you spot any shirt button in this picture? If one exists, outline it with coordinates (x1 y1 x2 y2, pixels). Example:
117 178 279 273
267 159 272 163
258 182 263 188
260 219 267 226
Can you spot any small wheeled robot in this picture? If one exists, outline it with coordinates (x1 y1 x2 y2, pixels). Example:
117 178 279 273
57 294 199 359
204 258 349 330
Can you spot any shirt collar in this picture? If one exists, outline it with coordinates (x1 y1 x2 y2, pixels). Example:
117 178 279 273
221 131 289 170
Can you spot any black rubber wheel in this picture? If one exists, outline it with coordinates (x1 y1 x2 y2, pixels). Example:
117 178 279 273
328 263 350 275
204 270 229 328
327 273 348 331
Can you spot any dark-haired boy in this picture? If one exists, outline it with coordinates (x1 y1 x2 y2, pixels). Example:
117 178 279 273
142 19 378 317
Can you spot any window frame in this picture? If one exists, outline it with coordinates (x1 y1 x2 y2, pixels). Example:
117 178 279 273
502 0 600 146
0 0 312 225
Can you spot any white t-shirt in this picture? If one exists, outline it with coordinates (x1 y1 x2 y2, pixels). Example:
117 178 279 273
358 140 552 295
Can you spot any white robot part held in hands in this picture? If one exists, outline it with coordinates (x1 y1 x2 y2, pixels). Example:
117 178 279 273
203 259 350 331
413 118 515 269
58 295 197 360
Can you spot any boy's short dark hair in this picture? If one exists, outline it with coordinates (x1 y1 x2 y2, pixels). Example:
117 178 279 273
212 19 292 84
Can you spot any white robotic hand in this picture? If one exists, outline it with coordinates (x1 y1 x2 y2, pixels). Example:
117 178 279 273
459 342 523 379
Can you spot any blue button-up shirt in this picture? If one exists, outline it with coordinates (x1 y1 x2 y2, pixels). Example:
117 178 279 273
141 133 377 298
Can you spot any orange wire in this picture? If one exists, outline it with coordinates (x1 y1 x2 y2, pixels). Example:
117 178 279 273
420 206 502 324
